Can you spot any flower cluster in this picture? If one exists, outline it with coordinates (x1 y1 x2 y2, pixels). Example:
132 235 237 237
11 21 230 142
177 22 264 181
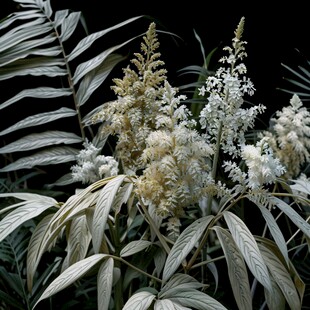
261 94 310 179
135 81 213 218
93 22 167 174
71 140 119 184
198 17 266 157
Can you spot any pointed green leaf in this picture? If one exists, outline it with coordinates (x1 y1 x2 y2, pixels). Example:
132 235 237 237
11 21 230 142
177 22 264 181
0 22 52 53
155 299 191 310
62 216 91 271
92 175 127 253
0 131 82 153
213 226 252 310
0 146 79 172
76 53 126 107
27 213 54 292
67 15 143 61
272 197 310 238
120 240 152 257
162 216 213 283
256 204 289 265
159 274 205 299
33 254 108 308
169 289 228 310
123 291 156 310
258 243 301 310
223 211 272 292
0 108 76 136
0 35 59 67
72 37 139 85
264 277 286 310
60 12 81 42
98 258 114 310
0 199 56 242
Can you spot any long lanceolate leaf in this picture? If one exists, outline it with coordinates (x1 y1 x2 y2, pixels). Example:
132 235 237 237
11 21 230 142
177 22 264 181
272 197 310 238
0 193 57 242
33 253 109 309
213 227 252 310
258 243 302 310
223 211 272 292
162 215 214 283
122 291 156 310
92 175 128 253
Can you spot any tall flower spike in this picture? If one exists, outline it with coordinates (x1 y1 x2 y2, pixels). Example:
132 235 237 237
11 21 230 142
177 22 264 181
93 22 168 174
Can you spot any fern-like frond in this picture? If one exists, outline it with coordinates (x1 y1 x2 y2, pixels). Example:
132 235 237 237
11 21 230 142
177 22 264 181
0 0 143 187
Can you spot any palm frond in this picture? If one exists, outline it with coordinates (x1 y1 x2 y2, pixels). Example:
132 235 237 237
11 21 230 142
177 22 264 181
0 0 143 187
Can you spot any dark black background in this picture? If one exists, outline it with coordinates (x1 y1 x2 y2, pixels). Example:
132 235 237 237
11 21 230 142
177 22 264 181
2 0 310 118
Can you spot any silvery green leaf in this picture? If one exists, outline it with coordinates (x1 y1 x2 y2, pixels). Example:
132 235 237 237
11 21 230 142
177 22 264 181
154 246 166 277
59 12 81 42
33 254 108 308
76 53 126 107
98 258 114 310
256 203 289 265
0 21 51 53
0 35 59 67
45 173 76 189
72 37 139 85
67 15 143 61
223 211 272 292
169 289 228 310
0 107 76 136
272 197 310 238
258 243 301 310
122 291 156 310
27 213 54 292
92 175 128 253
0 146 79 172
155 299 191 310
162 216 214 283
159 274 205 299
120 240 152 257
0 199 56 242
0 10 44 31
264 275 286 310
54 10 69 28
61 216 91 271
0 131 82 153
213 226 252 310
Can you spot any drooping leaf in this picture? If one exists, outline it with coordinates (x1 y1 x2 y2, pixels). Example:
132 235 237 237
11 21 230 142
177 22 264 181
0 108 76 136
33 253 108 308
264 274 286 310
256 203 289 265
0 131 82 153
72 37 140 85
223 211 272 292
0 199 56 242
97 257 114 310
213 226 252 310
61 215 91 271
27 213 54 292
162 216 214 283
120 240 153 257
169 289 228 310
159 274 206 299
0 146 80 172
258 243 302 310
272 197 310 238
92 175 128 253
122 291 156 310
154 299 191 310
67 15 143 61
76 53 126 107
59 11 81 42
